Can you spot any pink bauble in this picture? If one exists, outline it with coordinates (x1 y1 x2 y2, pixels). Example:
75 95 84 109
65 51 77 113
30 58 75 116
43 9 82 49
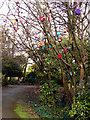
19 20 22 23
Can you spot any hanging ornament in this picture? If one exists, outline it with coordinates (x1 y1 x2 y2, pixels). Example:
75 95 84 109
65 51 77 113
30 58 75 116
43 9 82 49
16 19 18 22
58 38 62 42
8 28 11 30
50 46 52 48
72 38 74 40
18 11 20 13
16 2 20 4
38 41 45 47
74 8 81 15
19 19 22 23
63 49 66 52
10 25 12 27
64 30 66 33
35 36 38 38
48 17 50 21
6 37 8 42
57 32 60 35
70 72 72 76
16 2 19 4
51 47 53 49
0 39 1 41
15 29 17 32
58 54 62 58
40 16 46 21
72 59 75 63
42 45 45 49
13 20 16 23
13 27 15 30
50 46 53 49
59 51 62 54
41 5 46 9
68 47 71 49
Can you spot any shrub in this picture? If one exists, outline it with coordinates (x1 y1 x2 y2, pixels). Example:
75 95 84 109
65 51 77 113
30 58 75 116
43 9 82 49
69 100 90 120
40 80 60 108
25 72 40 85
8 78 17 85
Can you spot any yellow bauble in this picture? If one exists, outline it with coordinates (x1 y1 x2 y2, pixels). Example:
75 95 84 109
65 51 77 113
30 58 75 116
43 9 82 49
41 5 46 9
13 20 16 23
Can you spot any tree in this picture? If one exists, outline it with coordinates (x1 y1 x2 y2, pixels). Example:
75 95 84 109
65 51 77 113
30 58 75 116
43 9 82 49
1 0 89 104
2 56 23 78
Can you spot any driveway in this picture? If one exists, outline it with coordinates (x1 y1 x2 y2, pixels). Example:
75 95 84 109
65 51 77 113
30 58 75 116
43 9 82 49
2 85 36 119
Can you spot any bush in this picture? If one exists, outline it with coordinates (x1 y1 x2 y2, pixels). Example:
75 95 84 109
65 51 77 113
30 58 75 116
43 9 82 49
8 78 17 85
69 100 90 120
40 80 61 108
25 72 40 85
2 75 8 86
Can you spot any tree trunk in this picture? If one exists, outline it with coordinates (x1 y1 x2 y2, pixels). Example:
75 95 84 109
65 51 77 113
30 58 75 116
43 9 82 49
79 64 84 84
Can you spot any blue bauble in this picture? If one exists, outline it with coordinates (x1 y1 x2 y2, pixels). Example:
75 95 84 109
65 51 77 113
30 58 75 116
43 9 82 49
57 32 60 35
75 8 81 15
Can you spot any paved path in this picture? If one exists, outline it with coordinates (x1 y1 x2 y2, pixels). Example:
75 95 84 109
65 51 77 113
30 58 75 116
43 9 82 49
2 85 36 119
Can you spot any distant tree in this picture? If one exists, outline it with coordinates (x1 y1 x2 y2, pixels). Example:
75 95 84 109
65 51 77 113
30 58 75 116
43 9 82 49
2 56 23 80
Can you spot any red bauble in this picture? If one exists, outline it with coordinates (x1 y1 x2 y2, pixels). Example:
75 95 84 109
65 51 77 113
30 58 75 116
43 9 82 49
63 49 66 52
0 39 1 41
13 27 15 30
48 17 50 21
64 30 66 33
15 29 17 32
35 36 38 38
58 38 62 42
58 54 62 58
40 16 46 21
18 11 20 13
51 47 53 49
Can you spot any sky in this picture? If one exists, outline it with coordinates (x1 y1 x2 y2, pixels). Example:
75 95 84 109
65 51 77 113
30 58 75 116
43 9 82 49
0 0 89 71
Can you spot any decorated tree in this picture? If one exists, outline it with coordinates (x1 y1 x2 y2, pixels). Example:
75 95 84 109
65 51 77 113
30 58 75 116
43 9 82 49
1 0 89 105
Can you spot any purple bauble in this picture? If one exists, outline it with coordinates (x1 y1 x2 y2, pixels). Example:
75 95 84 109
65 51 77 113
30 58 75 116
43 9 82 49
74 8 81 15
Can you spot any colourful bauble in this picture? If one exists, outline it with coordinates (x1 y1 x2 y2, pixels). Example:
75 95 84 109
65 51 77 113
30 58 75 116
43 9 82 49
42 45 45 49
41 5 46 9
64 30 66 33
74 8 81 15
51 47 53 49
59 51 62 54
38 41 45 47
8 28 10 30
16 19 18 22
50 46 52 48
58 38 62 42
19 20 22 23
15 29 17 32
70 72 72 76
16 2 19 4
68 47 71 49
58 54 62 58
18 11 20 13
63 49 66 52
40 16 46 21
48 17 50 21
13 20 16 23
57 32 60 35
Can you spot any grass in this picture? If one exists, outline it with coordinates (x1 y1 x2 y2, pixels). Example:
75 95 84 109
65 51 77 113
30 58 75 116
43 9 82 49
14 100 39 119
